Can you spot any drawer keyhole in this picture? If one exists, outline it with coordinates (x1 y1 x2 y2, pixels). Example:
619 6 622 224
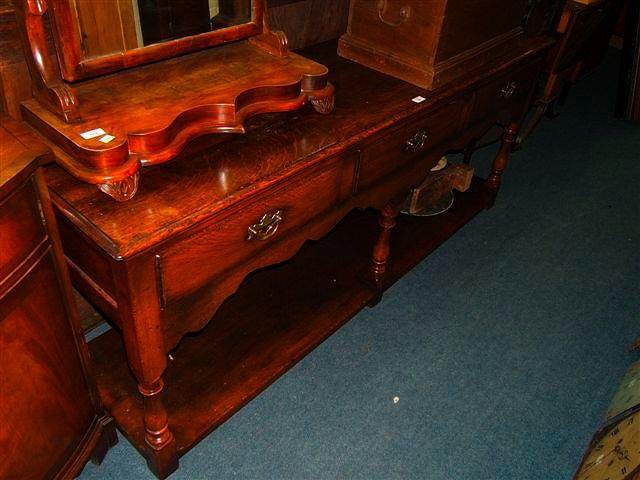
247 210 283 241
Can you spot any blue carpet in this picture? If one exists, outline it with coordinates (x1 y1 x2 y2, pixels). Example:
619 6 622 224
79 49 639 480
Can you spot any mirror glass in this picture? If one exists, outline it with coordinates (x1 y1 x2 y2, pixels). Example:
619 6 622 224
136 0 252 46
73 0 253 59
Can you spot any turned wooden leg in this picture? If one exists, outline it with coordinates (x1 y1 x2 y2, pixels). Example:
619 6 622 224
114 257 178 479
138 379 178 479
484 123 518 209
367 202 400 305
308 82 335 114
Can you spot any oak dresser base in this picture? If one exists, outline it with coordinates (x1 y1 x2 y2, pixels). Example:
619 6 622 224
45 39 553 478
88 178 492 462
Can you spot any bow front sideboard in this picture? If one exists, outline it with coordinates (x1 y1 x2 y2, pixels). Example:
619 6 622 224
41 39 553 478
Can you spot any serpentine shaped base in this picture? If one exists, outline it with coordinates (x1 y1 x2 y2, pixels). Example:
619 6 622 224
20 40 334 202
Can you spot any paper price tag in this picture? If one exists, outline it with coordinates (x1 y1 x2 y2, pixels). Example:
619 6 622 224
411 96 426 104
98 134 116 144
80 128 106 140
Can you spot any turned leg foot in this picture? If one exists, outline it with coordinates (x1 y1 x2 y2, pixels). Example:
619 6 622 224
139 379 178 479
98 171 140 201
485 123 518 209
366 202 400 304
309 83 335 115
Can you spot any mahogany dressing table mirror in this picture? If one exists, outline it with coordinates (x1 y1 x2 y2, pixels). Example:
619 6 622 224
13 0 335 201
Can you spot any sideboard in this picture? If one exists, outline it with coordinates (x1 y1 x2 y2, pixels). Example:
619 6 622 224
43 38 553 478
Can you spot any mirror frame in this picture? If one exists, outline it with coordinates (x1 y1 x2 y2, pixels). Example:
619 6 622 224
47 0 264 81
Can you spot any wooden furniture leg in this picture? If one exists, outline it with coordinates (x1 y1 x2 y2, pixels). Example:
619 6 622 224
556 78 574 108
114 258 178 479
90 417 119 465
485 123 518 209
367 202 401 305
516 73 562 147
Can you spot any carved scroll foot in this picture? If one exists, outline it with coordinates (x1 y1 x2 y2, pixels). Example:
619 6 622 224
309 83 335 115
98 172 140 201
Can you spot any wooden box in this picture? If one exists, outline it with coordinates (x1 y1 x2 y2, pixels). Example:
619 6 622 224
338 0 528 90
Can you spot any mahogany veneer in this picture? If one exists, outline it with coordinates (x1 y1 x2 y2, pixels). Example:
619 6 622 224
46 39 553 478
20 42 333 198
0 116 117 480
13 0 335 200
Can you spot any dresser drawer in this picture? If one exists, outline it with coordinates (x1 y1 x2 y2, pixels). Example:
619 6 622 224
159 154 357 300
358 100 464 189
0 176 47 281
469 60 543 127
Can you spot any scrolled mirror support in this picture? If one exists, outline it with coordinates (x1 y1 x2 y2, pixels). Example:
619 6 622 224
14 0 80 122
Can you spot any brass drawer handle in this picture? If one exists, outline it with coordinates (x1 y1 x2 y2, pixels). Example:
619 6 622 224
377 0 411 27
500 82 517 99
405 130 428 153
247 210 283 241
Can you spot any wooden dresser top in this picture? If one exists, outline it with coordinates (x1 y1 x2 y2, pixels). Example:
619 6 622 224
44 37 553 258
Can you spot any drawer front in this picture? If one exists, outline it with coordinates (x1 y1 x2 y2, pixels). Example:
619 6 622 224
160 154 357 300
358 100 464 189
470 60 543 127
0 176 47 281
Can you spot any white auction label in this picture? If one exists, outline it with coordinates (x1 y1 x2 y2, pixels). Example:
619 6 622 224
411 96 426 103
80 128 106 140
98 134 116 144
